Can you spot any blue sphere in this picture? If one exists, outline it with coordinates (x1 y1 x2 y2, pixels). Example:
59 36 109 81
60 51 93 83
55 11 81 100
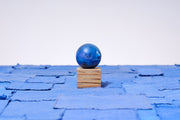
76 43 101 68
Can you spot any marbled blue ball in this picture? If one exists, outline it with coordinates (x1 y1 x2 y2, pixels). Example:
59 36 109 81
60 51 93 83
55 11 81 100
76 43 101 69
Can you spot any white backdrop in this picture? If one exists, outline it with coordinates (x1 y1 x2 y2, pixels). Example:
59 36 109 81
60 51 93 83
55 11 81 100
0 0 180 65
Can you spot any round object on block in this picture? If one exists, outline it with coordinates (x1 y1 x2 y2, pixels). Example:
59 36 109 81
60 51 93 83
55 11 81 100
76 43 101 69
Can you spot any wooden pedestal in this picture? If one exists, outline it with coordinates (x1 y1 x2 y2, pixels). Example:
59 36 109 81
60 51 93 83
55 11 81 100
77 67 101 88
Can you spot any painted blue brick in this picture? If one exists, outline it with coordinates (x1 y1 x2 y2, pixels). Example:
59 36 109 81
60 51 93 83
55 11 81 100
5 83 53 91
161 90 180 101
133 76 179 85
0 100 9 114
156 107 180 120
53 76 77 89
63 109 137 120
133 77 180 91
102 73 135 88
0 83 10 86
0 86 13 100
12 64 50 70
132 65 176 71
48 65 77 71
124 81 180 97
100 65 120 70
11 91 58 101
100 65 136 74
0 66 13 74
54 95 152 109
161 66 180 77
137 68 163 77
11 69 75 76
158 83 180 91
100 65 120 74
123 84 163 97
173 100 180 107
148 97 172 105
0 73 34 83
0 116 26 120
119 65 137 73
1 101 64 120
54 88 125 96
0 83 10 89
138 108 160 120
49 65 77 69
26 76 65 84
11 88 125 101
129 65 161 73
155 103 175 108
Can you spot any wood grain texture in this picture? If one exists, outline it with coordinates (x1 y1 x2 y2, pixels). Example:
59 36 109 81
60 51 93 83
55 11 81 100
77 67 101 88
77 83 101 88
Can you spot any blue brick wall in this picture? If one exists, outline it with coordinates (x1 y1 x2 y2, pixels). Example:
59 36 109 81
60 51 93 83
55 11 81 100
0 65 180 120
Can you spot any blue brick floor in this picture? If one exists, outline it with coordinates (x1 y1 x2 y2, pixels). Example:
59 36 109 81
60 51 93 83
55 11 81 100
0 65 180 120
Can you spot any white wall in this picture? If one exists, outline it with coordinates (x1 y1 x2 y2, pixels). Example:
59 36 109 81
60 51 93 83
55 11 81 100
0 0 180 65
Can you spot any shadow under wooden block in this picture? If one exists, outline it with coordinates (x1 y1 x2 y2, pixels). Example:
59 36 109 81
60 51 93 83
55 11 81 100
77 67 101 88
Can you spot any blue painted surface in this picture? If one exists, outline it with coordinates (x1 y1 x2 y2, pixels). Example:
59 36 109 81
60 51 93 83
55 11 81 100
63 109 137 120
0 116 26 120
137 68 163 76
1 101 64 120
0 74 34 83
138 108 160 120
156 106 180 120
54 95 152 109
11 88 125 102
0 65 179 120
0 100 9 114
5 83 53 91
0 84 14 100
76 43 101 68
26 76 65 84
0 66 13 74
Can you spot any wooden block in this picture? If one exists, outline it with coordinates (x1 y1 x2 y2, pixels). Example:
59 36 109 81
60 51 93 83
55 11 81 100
77 67 101 88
